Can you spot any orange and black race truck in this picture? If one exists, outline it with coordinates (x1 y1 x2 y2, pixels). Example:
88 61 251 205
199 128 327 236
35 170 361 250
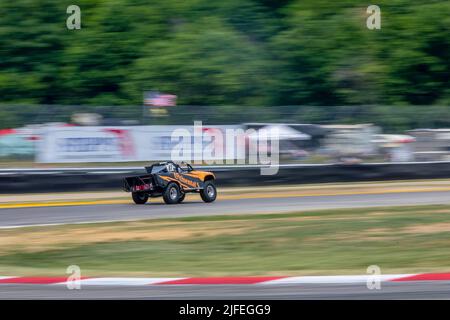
123 161 217 205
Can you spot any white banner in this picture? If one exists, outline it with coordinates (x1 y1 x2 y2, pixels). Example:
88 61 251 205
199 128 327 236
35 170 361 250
36 125 244 163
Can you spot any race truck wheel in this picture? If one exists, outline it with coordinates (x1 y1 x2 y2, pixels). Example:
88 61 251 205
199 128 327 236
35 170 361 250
177 193 186 203
132 192 148 204
163 182 180 204
200 181 217 203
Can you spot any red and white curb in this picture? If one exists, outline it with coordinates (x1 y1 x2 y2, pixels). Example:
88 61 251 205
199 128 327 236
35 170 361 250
1 273 450 285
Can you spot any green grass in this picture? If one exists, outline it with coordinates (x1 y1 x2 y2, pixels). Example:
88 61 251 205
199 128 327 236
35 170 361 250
2 205 450 276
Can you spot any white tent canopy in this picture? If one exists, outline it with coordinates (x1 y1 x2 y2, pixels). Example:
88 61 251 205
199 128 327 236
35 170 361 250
247 124 311 140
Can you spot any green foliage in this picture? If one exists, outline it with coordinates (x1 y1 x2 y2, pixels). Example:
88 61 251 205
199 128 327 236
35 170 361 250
0 0 448 129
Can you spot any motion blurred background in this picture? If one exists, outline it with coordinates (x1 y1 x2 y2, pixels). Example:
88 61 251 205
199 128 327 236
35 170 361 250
0 0 449 165
1 1 450 290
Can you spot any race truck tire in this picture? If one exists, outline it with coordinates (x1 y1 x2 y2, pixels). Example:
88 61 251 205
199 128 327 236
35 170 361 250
132 192 149 204
163 182 181 204
200 181 217 203
177 193 186 203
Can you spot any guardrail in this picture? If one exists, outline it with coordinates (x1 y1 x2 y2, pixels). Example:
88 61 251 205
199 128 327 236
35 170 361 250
1 162 450 193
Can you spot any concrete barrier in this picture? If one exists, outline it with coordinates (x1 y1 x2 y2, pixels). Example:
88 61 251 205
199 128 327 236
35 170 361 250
1 162 450 193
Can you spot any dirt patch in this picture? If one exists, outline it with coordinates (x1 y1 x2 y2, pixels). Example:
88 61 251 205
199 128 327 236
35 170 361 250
367 211 399 217
311 222 450 242
401 222 450 234
265 214 372 223
306 227 396 242
368 209 450 217
0 221 253 254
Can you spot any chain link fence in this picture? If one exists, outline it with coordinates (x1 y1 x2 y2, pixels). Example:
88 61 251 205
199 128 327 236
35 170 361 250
1 104 450 132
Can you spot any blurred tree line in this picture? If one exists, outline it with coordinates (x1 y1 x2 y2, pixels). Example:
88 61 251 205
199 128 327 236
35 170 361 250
0 0 448 130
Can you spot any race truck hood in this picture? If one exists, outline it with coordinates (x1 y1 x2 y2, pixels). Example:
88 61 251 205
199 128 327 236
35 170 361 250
184 171 215 181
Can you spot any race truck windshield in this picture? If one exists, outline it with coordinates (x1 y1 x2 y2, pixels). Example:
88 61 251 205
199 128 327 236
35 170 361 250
150 165 167 174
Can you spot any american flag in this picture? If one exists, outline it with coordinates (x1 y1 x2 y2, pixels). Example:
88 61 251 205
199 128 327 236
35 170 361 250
144 91 177 107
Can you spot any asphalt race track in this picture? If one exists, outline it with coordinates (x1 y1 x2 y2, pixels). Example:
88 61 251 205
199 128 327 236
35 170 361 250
1 190 450 228
2 189 450 299
1 282 450 299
